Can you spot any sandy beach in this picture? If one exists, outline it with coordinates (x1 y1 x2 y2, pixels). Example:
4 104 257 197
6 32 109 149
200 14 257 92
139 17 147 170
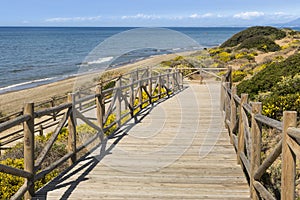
0 51 195 115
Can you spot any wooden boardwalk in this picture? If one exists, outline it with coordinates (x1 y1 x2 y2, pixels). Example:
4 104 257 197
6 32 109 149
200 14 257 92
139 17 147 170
36 80 250 200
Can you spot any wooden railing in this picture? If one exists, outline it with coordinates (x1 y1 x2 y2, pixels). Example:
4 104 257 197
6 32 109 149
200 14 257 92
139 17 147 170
0 67 183 200
221 70 300 200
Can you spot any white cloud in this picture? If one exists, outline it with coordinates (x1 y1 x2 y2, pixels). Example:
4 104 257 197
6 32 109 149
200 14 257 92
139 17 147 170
169 16 184 20
45 16 101 23
189 13 214 19
121 14 161 20
274 12 286 16
271 12 295 20
233 11 265 20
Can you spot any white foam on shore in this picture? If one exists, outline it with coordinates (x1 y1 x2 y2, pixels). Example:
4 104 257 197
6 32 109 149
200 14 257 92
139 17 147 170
84 56 114 65
0 77 57 93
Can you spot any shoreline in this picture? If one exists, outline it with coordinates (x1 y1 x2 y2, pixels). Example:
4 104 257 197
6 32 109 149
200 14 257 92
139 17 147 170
0 51 196 115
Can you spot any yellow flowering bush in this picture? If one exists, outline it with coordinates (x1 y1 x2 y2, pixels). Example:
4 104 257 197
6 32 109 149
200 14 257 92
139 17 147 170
234 51 256 60
232 70 247 82
217 52 231 62
0 158 59 199
208 47 223 56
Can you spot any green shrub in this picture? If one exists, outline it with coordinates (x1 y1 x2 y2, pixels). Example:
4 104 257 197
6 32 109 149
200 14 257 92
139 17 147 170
208 48 223 56
261 93 300 119
103 81 116 90
77 124 97 135
237 53 300 98
104 113 117 135
234 51 256 60
45 127 69 142
237 54 300 119
232 70 247 82
160 56 194 71
173 56 184 61
221 26 286 48
217 52 231 62
0 158 24 199
237 36 281 52
258 74 300 119
271 74 300 96
0 157 60 199
0 126 70 199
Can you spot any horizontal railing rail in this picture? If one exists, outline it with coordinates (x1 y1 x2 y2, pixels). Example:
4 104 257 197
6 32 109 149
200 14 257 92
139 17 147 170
0 67 184 200
221 68 300 200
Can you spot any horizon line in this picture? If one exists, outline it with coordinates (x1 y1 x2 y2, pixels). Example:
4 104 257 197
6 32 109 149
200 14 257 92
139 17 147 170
0 25 298 28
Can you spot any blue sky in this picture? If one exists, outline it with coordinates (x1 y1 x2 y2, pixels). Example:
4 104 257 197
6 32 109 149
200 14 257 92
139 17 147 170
1 0 300 27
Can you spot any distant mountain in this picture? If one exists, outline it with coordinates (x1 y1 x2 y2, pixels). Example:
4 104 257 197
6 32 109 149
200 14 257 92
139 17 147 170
275 17 300 27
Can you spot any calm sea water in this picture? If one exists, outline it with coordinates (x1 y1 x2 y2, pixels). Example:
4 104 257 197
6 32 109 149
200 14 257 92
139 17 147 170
0 27 245 93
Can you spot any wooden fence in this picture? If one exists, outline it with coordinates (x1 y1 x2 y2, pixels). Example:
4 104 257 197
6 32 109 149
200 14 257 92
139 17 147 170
0 67 183 200
221 69 300 200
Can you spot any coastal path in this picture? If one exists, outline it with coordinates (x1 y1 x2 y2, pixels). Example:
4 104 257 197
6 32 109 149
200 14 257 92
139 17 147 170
1 67 300 199
35 78 250 199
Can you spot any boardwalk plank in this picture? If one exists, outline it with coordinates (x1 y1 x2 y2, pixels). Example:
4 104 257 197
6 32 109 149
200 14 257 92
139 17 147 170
36 80 250 200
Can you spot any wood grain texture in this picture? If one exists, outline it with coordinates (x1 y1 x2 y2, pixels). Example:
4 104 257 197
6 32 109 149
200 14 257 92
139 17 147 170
36 80 250 200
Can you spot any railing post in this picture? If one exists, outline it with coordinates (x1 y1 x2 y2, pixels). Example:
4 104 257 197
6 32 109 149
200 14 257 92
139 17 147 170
158 73 162 98
225 66 232 88
230 86 237 144
39 124 43 136
129 75 135 117
51 98 56 121
166 70 170 97
224 82 231 126
136 69 139 81
96 84 104 130
148 68 153 104
172 69 175 92
78 92 82 111
116 78 122 128
68 93 77 166
24 102 35 199
237 93 248 165
178 71 183 89
250 102 262 200
138 78 143 109
281 111 297 200
220 77 225 112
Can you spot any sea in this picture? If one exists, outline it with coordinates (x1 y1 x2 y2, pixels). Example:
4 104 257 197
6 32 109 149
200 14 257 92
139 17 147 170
0 27 246 93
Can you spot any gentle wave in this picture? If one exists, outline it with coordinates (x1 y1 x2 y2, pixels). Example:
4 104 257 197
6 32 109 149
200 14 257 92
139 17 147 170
81 56 114 65
0 77 57 93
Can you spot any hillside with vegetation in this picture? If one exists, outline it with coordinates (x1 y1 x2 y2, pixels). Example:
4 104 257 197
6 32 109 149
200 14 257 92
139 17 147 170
217 26 300 198
161 26 300 121
218 26 300 120
161 26 300 198
1 26 300 199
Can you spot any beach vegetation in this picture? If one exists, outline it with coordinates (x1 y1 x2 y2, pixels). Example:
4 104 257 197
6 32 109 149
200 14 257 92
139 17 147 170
0 158 60 199
237 53 300 98
237 36 281 52
0 117 123 199
221 26 286 48
103 80 116 90
234 51 257 60
232 70 247 83
208 48 223 56
160 56 195 77
0 132 67 199
237 53 300 120
173 56 184 61
216 51 231 62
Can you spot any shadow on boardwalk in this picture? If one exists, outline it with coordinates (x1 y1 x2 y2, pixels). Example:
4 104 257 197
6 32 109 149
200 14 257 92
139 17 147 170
35 82 250 200
35 87 187 200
